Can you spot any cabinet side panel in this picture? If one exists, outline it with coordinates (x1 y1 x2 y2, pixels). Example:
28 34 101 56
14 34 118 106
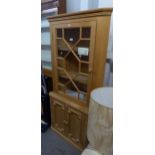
92 16 111 89
50 23 58 91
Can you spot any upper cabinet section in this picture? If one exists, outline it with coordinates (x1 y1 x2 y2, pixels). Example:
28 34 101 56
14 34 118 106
49 8 112 105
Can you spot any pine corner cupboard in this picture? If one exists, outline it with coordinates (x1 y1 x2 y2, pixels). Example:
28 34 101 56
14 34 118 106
48 8 113 150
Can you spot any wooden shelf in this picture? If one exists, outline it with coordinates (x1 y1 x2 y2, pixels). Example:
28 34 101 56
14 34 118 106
56 37 62 40
57 57 64 60
81 38 90 41
57 55 89 65
80 60 89 64
58 68 88 85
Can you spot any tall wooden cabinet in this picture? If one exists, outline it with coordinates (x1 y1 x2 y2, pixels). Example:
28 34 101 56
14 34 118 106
48 8 112 150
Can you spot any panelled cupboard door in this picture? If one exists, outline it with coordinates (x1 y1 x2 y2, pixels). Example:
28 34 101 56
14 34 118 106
50 95 88 149
52 101 65 134
67 107 83 146
52 21 96 104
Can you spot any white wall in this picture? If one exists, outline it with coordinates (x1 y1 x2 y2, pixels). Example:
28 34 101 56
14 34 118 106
66 0 81 13
66 0 113 12
80 0 89 11
98 0 113 8
88 0 99 9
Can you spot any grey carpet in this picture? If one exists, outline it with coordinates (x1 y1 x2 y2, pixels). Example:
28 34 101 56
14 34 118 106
41 129 81 155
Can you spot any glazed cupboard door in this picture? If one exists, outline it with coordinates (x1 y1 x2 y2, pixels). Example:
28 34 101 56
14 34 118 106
53 21 96 104
52 100 65 134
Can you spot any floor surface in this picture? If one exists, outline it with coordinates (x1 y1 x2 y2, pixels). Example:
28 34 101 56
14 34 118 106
41 129 81 155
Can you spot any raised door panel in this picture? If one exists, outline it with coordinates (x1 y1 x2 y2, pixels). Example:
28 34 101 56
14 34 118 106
67 107 82 146
52 21 96 104
52 100 65 134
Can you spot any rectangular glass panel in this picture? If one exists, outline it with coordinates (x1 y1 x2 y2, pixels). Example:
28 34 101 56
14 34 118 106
80 63 88 74
57 29 62 38
75 40 90 61
82 27 91 38
64 28 80 44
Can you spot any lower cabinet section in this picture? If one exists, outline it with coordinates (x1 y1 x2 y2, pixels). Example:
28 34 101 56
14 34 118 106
50 96 88 150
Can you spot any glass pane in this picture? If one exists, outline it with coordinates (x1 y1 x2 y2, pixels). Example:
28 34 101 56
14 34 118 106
80 63 88 74
57 39 70 57
57 29 62 38
57 58 65 68
57 70 79 99
79 92 87 101
74 40 90 61
64 28 80 45
57 67 88 102
74 80 87 92
65 53 79 73
82 27 91 38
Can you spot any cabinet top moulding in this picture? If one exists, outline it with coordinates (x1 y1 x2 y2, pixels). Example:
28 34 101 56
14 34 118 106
48 8 113 22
